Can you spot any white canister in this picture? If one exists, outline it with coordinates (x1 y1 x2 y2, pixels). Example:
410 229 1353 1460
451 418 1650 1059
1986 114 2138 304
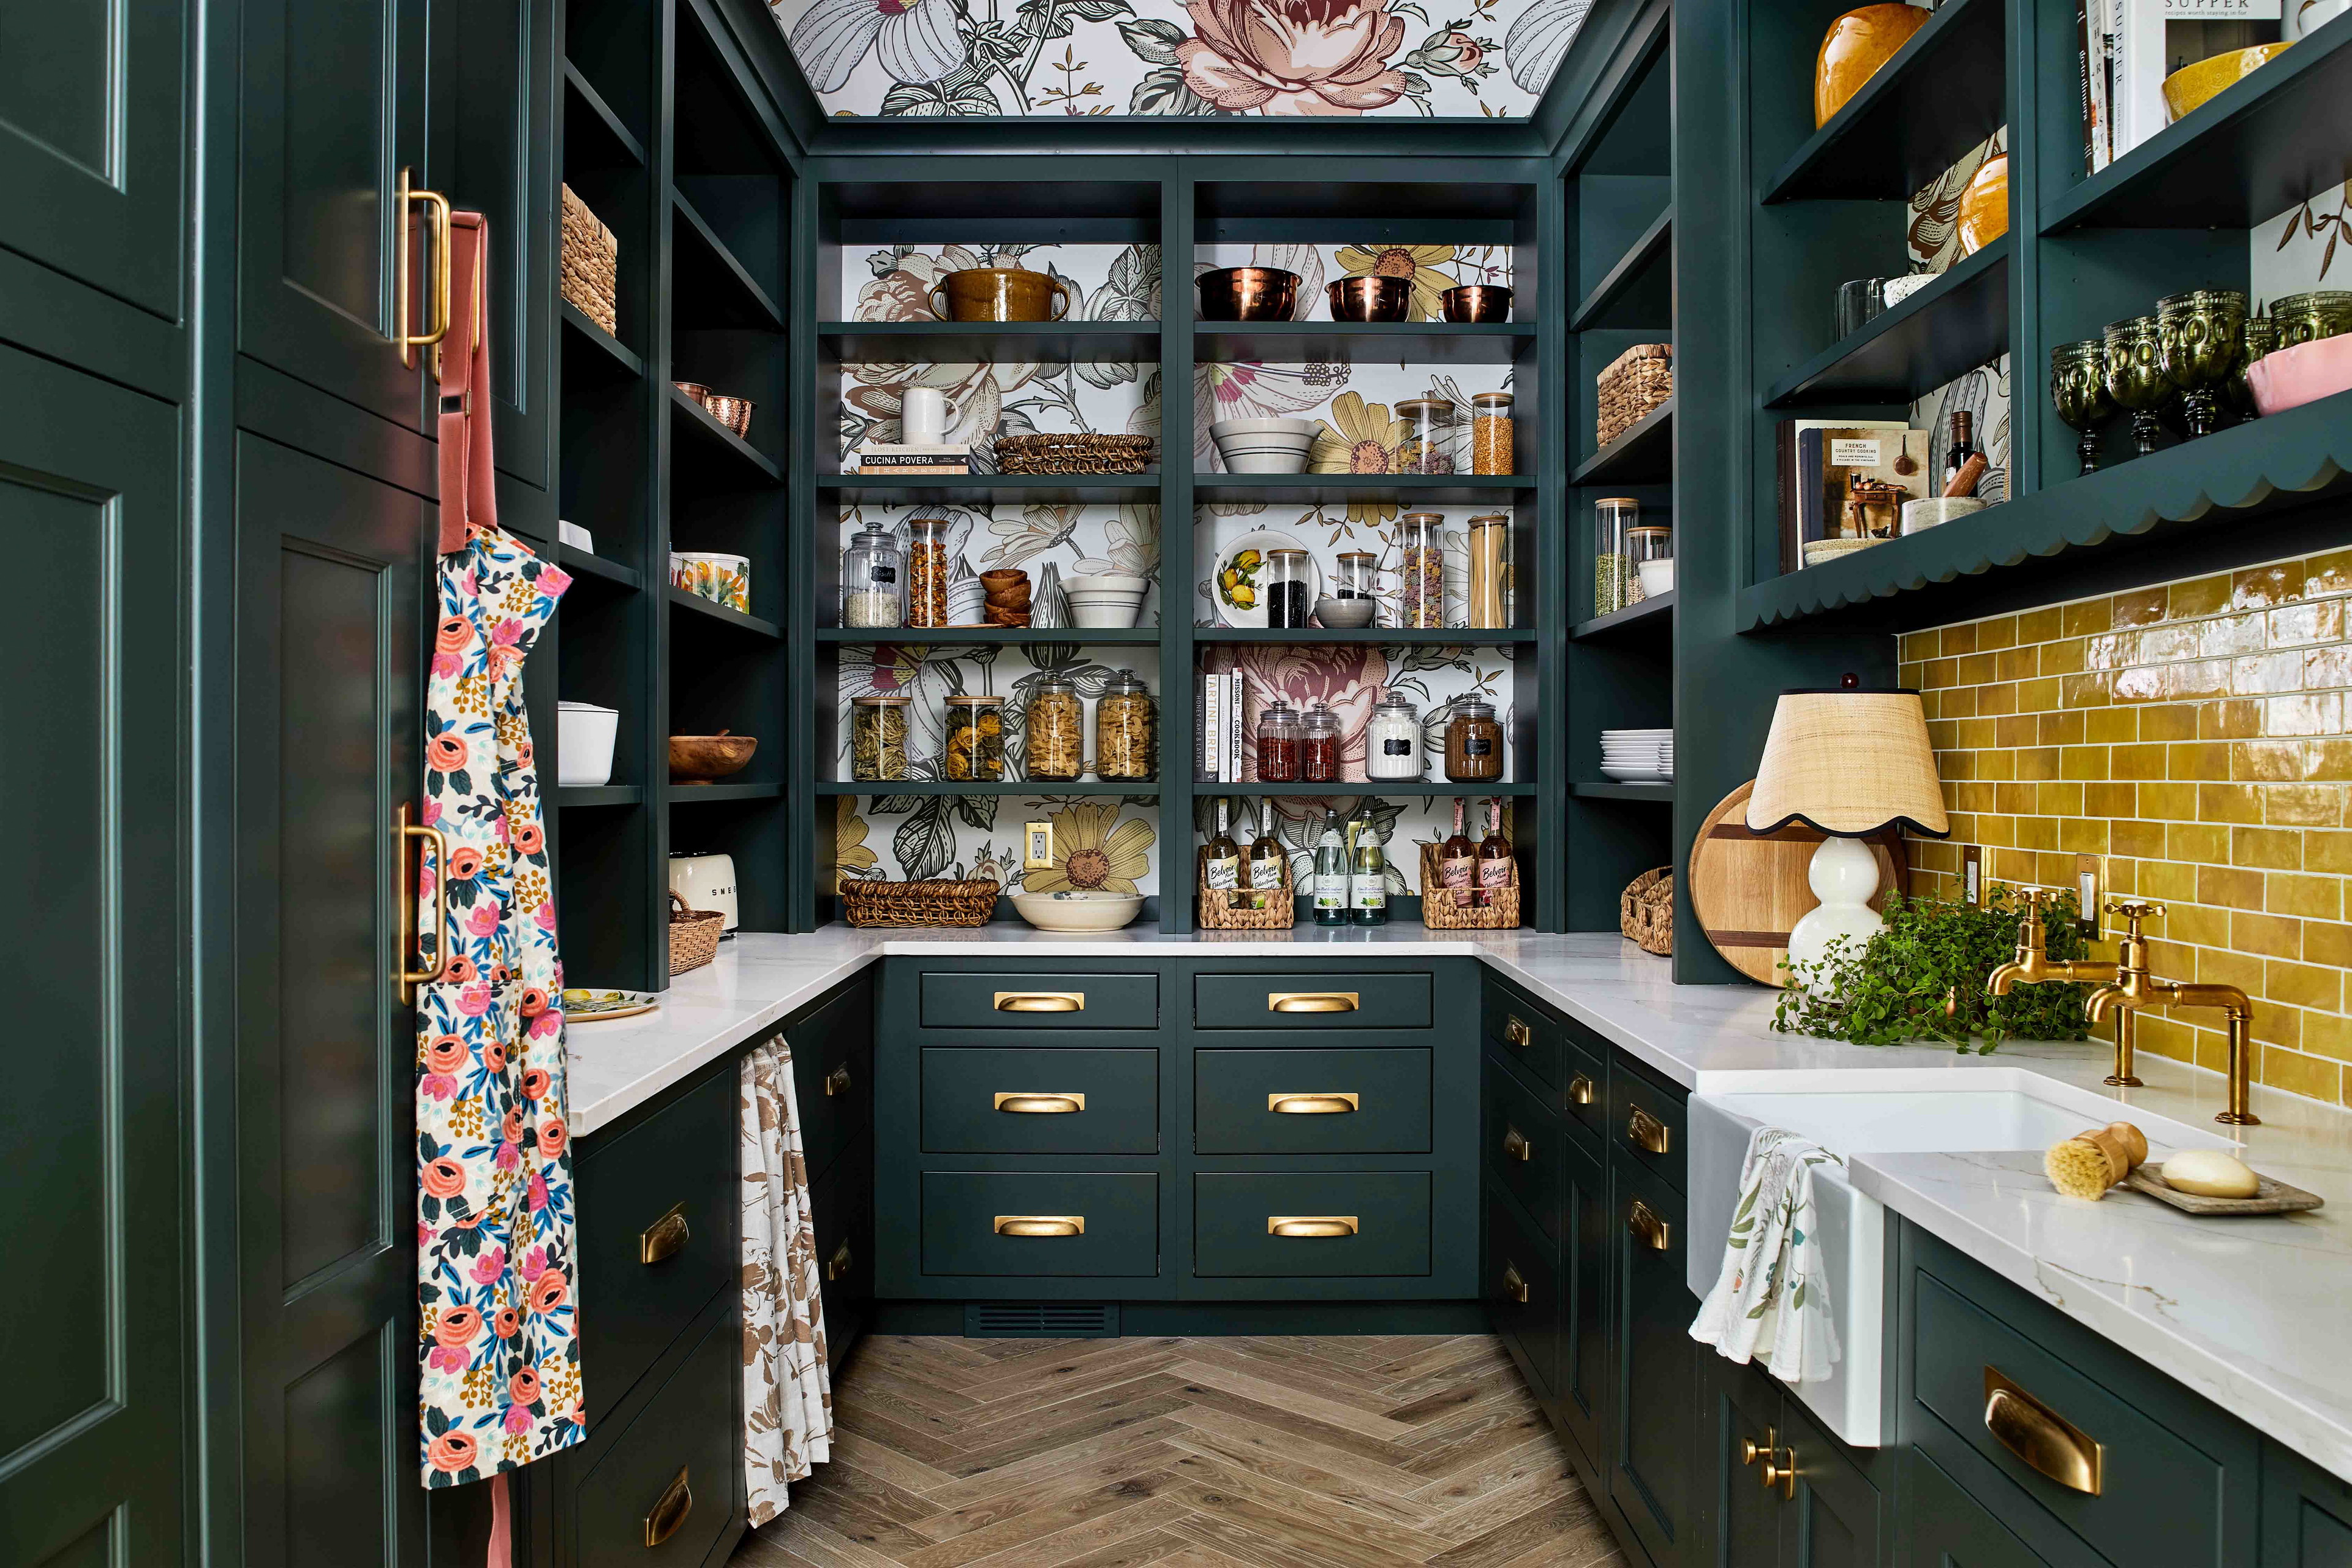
902 386 950 446
669 850 740 932
556 701 620 787
1364 692 1423 780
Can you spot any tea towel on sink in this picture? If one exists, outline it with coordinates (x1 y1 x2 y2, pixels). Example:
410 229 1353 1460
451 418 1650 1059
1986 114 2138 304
1690 1126 1843 1383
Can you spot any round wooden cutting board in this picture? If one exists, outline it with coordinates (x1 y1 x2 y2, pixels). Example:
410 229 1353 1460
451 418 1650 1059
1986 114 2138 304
1689 780 1908 987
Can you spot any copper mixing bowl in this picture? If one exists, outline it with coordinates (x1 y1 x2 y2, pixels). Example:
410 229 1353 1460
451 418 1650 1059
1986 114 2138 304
1327 276 1412 323
1196 266 1299 322
1441 284 1513 323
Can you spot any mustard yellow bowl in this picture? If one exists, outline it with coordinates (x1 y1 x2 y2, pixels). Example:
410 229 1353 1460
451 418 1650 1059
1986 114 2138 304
2163 42 2293 123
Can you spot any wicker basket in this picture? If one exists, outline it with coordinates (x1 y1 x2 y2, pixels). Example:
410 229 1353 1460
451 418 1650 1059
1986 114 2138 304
668 891 726 976
559 183 618 336
1197 846 1295 929
1417 842 1521 930
995 432 1157 475
1620 867 1673 956
1596 342 1673 448
840 876 1000 928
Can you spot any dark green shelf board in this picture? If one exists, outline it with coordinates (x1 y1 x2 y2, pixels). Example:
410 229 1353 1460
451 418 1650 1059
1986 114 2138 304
1193 627 1537 645
1569 208 1673 332
671 192 785 331
1758 0 2006 203
559 301 643 377
667 384 783 484
666 584 783 639
1570 396 1673 486
1737 386 2352 632
1762 238 2008 408
816 627 1160 645
561 59 646 169
1572 590 1673 641
2041 21 2352 232
668 782 785 803
1212 782 1538 797
822 320 1159 363
1192 474 1535 505
815 781 1160 796
823 473 1160 505
554 785 645 808
1194 321 1534 366
554 541 641 592
1570 781 1673 802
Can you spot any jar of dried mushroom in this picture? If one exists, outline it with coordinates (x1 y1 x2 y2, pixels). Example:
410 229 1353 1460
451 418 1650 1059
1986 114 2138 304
1444 698 1502 783
907 516 952 628
1025 673 1085 782
850 694 910 782
842 527 905 628
1394 397 1461 475
1471 391 1514 475
1397 512 1447 629
943 694 1004 782
1095 669 1156 782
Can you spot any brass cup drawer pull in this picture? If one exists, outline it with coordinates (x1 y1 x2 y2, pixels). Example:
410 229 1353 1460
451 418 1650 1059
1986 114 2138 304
1627 1198 1670 1252
995 1091 1086 1114
826 1240 853 1281
1983 1366 2104 1496
1268 1215 1359 1238
639 1202 690 1265
994 991 1084 1012
1568 1072 1596 1106
824 1063 853 1097
643 1465 693 1548
995 1215 1084 1237
1627 1105 1670 1155
1501 1263 1531 1304
1502 1125 1533 1161
1269 1092 1359 1114
1268 991 1358 1012
1504 1016 1532 1047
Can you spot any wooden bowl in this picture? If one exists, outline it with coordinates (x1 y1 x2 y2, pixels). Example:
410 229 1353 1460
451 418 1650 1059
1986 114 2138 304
669 731 758 783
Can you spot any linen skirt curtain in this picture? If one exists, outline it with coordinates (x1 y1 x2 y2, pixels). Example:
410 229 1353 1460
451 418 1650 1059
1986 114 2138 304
741 1037 835 1523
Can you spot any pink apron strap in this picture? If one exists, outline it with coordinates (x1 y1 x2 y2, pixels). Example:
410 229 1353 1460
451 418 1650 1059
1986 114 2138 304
437 213 498 556
486 1472 513 1568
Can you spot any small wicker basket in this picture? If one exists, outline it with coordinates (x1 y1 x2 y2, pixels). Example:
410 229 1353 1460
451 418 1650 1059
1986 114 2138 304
1197 846 1295 929
1596 342 1673 448
840 876 1000 928
559 183 618 336
668 891 726 976
1417 842 1521 929
1620 867 1674 956
995 432 1157 475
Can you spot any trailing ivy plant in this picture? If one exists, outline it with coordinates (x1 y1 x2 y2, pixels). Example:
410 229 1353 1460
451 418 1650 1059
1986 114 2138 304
1772 885 2095 1052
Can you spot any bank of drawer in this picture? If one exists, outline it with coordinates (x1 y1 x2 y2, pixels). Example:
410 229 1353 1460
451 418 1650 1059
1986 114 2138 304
1484 984 1603 1133
1195 1047 1430 1154
919 970 1158 1029
790 986 872 1183
573 1070 735 1417
1609 1055 1686 1193
1194 971 1431 1030
1486 1182 1561 1398
571 1300 736 1568
1193 1172 1431 1276
1484 1057 1562 1241
921 1047 1158 1153
921 1171 1159 1276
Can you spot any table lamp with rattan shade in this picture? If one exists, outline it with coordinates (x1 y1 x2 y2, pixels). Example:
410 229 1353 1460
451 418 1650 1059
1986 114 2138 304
1747 682 1949 974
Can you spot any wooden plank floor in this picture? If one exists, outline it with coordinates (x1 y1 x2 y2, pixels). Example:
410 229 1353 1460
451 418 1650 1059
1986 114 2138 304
731 1334 1624 1568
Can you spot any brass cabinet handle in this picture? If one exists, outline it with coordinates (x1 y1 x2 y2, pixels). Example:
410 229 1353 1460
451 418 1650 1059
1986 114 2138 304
995 991 1084 1012
643 1466 693 1548
1983 1366 2103 1496
1269 1093 1359 1114
1268 1215 1359 1237
1627 1105 1670 1155
995 1091 1086 1114
1569 1073 1596 1106
995 1215 1084 1236
1627 1198 1670 1252
394 167 453 369
826 1239 853 1281
1501 1263 1531 1304
639 1202 689 1265
1504 1016 1532 1047
1759 1428 1798 1499
1268 992 1358 1012
1502 1125 1532 1161
396 803 451 1004
825 1063 853 1097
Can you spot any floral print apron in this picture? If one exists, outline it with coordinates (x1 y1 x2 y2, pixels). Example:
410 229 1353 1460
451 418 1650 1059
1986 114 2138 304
414 526 583 1487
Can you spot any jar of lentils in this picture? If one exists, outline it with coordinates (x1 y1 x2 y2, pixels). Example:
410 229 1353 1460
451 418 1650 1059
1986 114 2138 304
1096 669 1156 782
850 694 910 781
1025 673 1085 782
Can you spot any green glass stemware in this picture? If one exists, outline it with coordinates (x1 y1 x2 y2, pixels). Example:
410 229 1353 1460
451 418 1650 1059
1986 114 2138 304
2050 339 2114 475
2158 288 2247 438
2103 315 2174 458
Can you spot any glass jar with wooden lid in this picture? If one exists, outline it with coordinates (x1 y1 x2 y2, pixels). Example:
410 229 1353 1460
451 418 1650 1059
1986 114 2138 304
1397 512 1447 628
1470 391 1515 474
1095 669 1156 782
1594 497 1640 616
1393 397 1462 475
850 694 910 781
943 695 1004 781
1624 524 1672 605
1466 513 1512 628
1025 673 1085 782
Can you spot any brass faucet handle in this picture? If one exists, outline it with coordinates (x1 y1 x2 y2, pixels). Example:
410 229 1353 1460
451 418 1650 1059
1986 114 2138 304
2103 898 2165 940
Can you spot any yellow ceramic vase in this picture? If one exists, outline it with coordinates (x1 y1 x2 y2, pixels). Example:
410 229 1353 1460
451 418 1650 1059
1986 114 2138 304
1956 154 2008 257
1814 4 1932 127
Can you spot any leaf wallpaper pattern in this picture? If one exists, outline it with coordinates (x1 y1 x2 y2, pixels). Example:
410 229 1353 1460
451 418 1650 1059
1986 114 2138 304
1907 128 2010 502
2253 181 2352 304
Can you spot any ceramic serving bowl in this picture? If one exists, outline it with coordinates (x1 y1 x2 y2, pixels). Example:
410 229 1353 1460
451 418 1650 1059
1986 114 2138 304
1637 559 1676 597
1208 416 1317 473
929 266 1072 322
2164 42 2294 121
1010 889 1144 932
668 731 758 783
1314 596 1378 628
1900 496 1988 535
1441 284 1513 323
1327 276 1411 323
1064 574 1148 628
1196 266 1300 322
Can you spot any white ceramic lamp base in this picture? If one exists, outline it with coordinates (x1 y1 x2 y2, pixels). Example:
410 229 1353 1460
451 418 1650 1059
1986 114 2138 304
1785 835 1883 974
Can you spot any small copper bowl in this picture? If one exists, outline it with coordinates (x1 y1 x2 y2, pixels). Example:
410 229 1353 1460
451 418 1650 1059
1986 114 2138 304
1196 266 1299 322
674 380 712 401
1327 276 1412 323
1441 284 1513 323
704 394 755 438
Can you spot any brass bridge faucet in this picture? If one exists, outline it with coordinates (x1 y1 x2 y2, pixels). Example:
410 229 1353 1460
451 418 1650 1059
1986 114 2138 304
1987 888 2133 1087
2082 900 2260 1126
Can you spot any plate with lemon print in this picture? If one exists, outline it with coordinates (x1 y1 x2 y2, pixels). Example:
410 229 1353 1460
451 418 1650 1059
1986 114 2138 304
561 988 661 1023
1214 529 1320 629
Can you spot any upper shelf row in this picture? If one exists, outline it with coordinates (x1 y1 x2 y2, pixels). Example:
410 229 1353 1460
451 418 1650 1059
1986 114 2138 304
819 320 1537 366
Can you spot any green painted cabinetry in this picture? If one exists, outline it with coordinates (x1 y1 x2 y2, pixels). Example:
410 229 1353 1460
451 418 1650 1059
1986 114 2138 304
2265 1443 2352 1568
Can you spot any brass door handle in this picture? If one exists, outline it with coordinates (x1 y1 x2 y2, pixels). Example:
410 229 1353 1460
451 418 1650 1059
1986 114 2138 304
995 1215 1084 1236
1760 1432 1796 1499
643 1466 693 1548
995 1092 1086 1114
995 991 1084 1012
826 1239 853 1281
1504 1016 1532 1047
1568 1073 1596 1106
394 167 452 369
1268 992 1358 1012
1740 1433 1766 1466
396 802 451 1004
1268 1215 1359 1237
639 1202 690 1265
825 1063 853 1097
1627 1198 1670 1252
1502 1125 1532 1161
1627 1105 1670 1155
1501 1263 1531 1304
1983 1366 2103 1496
1269 1093 1359 1114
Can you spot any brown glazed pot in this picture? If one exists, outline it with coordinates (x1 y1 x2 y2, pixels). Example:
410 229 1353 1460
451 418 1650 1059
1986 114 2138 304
1328 276 1413 322
929 267 1073 322
1196 266 1300 321
1814 3 1931 126
1441 284 1514 323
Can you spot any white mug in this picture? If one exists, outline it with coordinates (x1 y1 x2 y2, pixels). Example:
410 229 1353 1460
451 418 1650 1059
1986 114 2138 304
902 386 949 446
2286 0 2349 37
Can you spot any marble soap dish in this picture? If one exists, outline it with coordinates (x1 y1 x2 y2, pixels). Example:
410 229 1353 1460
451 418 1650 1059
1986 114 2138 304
2121 1166 2324 1216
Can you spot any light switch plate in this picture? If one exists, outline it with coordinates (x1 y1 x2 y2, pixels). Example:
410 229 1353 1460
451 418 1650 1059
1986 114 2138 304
1963 844 1982 906
2075 854 2102 936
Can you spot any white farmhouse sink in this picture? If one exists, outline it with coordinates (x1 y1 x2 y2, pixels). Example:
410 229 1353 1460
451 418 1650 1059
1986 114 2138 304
1689 1069 2234 1448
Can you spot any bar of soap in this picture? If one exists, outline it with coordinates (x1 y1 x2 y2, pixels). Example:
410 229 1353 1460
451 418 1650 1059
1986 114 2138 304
2160 1150 2260 1199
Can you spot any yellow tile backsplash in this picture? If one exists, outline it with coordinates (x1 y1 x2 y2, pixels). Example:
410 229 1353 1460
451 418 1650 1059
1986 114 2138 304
1899 546 2352 1109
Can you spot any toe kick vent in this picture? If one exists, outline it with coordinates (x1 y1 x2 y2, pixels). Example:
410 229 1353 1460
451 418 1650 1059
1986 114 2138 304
963 1302 1120 1338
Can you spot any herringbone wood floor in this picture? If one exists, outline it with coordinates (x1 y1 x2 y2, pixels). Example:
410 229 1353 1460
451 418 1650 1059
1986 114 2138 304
730 1334 1623 1568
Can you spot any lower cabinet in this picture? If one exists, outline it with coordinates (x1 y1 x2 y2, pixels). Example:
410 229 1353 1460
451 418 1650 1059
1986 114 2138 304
1897 1448 2088 1568
1775 1399 1881 1568
2264 1441 2352 1567
1699 1357 1787 1568
557 1293 741 1568
1610 1152 1695 1568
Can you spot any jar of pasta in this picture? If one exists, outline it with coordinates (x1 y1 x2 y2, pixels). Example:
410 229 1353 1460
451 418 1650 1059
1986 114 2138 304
907 516 952 628
1025 673 1085 782
1096 670 1156 782
1397 512 1447 628
850 694 910 781
1394 397 1462 475
1470 391 1514 474
943 694 1003 782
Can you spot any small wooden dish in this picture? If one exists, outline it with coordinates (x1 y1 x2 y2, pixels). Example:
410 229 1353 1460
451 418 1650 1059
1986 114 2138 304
669 730 757 782
2120 1166 2324 1216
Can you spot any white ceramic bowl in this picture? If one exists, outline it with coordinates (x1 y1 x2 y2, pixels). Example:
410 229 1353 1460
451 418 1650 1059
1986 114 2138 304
1637 559 1676 597
1314 596 1378 628
1068 600 1143 629
1209 417 1319 439
1009 890 1145 932
1066 573 1149 594
1210 417 1318 475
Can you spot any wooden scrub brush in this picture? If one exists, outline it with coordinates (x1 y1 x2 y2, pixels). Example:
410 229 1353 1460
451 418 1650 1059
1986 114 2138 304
2043 1121 2149 1200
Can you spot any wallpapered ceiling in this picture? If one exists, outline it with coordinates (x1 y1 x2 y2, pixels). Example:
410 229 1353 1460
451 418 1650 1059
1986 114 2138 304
766 0 1589 118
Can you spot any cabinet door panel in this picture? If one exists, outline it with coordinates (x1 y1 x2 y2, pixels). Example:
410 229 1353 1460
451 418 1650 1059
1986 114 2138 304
2263 1439 2352 1568
1610 1155 1694 1568
1697 1358 1782 1568
1778 1401 1879 1568
1899 1448 2074 1568
1556 1128 1611 1468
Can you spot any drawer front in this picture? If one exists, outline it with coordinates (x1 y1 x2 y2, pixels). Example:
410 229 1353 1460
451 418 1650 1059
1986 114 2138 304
1485 983 1604 1130
1484 1057 1562 1242
1193 1172 1431 1277
1609 1055 1687 1193
919 970 1158 1030
573 1069 736 1417
922 1047 1158 1154
1194 971 1432 1030
921 1171 1158 1276
572 1301 737 1568
1485 1182 1561 1398
1195 1047 1431 1155
790 982 872 1184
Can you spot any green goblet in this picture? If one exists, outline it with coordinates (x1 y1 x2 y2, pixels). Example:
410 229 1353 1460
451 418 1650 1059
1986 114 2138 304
2050 339 2114 475
2103 315 2175 459
2158 288 2247 438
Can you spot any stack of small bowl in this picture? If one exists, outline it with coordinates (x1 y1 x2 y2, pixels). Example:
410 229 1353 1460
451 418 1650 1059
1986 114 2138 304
980 568 1031 627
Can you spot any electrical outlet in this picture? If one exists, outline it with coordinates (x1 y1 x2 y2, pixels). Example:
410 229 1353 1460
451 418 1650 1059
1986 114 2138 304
1962 845 1982 906
1024 821 1055 869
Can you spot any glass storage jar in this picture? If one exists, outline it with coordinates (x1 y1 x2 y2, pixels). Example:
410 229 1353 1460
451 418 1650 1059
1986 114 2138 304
1095 670 1156 782
1264 548 1314 629
850 695 910 782
1364 692 1422 780
1394 397 1462 475
1025 673 1085 782
1333 549 1377 606
1397 512 1447 629
1444 699 1502 782
1256 699 1302 783
841 527 905 628
1594 497 1640 616
943 694 1004 782
2273 291 2352 349
1470 391 1515 475
1625 524 1672 605
907 516 953 628
1301 701 1342 783
1466 513 1512 629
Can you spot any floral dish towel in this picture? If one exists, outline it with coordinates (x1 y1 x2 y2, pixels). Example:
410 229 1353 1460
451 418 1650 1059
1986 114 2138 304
1689 1125 1843 1385
742 1036 835 1524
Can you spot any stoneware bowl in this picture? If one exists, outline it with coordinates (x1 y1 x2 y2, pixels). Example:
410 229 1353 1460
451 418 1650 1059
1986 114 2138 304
1900 496 1988 535
1196 266 1299 322
668 731 758 783
1327 276 1412 323
928 266 1071 322
2164 42 2294 121
1314 596 1378 628
1064 575 1148 629
1208 417 1317 473
1010 889 1144 932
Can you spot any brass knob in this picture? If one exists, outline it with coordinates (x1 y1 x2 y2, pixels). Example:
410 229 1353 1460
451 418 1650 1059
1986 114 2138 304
639 1202 689 1265
1568 1073 1596 1106
995 1092 1086 1114
825 1063 853 1097
1268 1215 1359 1237
995 1215 1084 1236
1504 1016 1532 1047
995 992 1084 1011
1269 992 1358 1012
1502 1126 1532 1161
1760 1441 1796 1499
1627 1105 1670 1155
1269 1093 1359 1114
1501 1264 1531 1304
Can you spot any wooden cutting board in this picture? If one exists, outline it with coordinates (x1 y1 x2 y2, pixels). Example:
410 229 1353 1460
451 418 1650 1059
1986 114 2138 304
1689 779 1908 987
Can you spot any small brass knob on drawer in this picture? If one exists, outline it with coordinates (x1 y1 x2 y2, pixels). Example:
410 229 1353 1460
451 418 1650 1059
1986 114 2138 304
1269 1093 1359 1114
825 1063 853 1097
1268 1215 1358 1237
1627 1105 1670 1155
995 1092 1086 1114
1568 1073 1596 1106
995 991 1084 1012
1502 1125 1532 1161
995 1215 1084 1237
1983 1366 2103 1496
1504 1016 1532 1047
1501 1263 1531 1304
826 1240 853 1281
643 1466 693 1547
1269 991 1358 1012
639 1202 689 1265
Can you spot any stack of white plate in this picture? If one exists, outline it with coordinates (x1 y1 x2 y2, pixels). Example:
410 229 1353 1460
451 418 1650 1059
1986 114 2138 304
1600 728 1674 783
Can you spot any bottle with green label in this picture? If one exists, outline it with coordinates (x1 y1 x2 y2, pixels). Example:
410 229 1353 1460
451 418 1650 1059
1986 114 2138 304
1350 818 1389 925
1312 810 1348 924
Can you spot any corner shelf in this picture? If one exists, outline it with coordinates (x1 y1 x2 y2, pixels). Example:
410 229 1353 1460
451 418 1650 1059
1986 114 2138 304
821 320 1159 363
562 59 646 169
1762 237 2009 408
554 785 644 808
671 192 785 331
815 781 1160 796
1570 397 1674 486
1215 782 1539 797
556 541 641 592
1572 590 1673 641
1193 321 1534 366
668 782 784 803
1570 209 1673 332
1192 474 1535 505
666 584 783 639
1570 781 1674 802
560 301 643 378
1193 627 1537 645
667 384 783 484
816 627 1159 645
822 473 1159 506
1758 0 2005 203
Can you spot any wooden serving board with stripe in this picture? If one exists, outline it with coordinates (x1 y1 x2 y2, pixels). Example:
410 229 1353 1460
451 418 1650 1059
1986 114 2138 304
1689 779 1907 987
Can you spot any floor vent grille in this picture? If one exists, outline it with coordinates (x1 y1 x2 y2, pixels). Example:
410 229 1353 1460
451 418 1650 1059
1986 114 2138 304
963 1302 1120 1338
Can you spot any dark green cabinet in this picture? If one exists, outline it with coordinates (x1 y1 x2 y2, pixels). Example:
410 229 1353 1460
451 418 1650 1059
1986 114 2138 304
1777 1400 1881 1568
1610 1152 1695 1567
1700 1358 1786 1568
1899 1449 2070 1568
1557 1126 1613 1469
2265 1442 2352 1568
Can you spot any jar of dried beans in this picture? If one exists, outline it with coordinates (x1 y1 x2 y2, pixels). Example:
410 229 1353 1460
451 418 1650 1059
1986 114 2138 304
1471 391 1514 475
1397 512 1447 629
1444 699 1502 783
907 516 952 628
1301 701 1342 783
1025 673 1085 782
943 694 1003 782
850 695 910 781
1096 669 1156 782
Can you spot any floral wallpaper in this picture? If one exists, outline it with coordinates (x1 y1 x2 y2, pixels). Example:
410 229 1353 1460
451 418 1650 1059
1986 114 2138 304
1907 129 2011 503
2253 181 2352 304
767 0 1589 118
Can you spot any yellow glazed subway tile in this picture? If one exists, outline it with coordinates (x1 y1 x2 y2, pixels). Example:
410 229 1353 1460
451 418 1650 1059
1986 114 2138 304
2266 783 2346 828
2198 864 2264 910
1928 657 1961 688
2139 624 2204 663
2202 698 2264 739
2016 816 2060 852
2231 910 2303 959
1975 747 2016 782
2260 1047 2337 1102
1990 847 2040 884
2165 741 2230 780
2197 783 2265 824
2236 739 2314 782
2199 946 2267 995
2113 819 2168 859
2064 671 2114 707
2165 659 2234 701
2234 650 2306 695
2310 739 2352 780
2267 959 2342 1011
2271 599 2345 647
2112 665 2168 704
2173 821 2231 862
2302 920 2352 968
2268 692 2345 736
1957 652 1997 685
2016 606 2064 646
1996 715 2038 749
2309 831 2352 873
2236 562 2305 609
1927 718 1962 752
2041 638 2087 676
2161 891 2225 940
2193 614 2264 658
2060 818 2109 855
1978 682 2018 717
2016 677 2061 714
2140 704 2201 742
2142 781 2199 820
2086 709 2139 744
2040 710 2087 745
1999 647 2038 684
1958 717 1999 750
1940 623 1979 657
1938 686 1978 718
2062 745 2111 780
1978 814 2017 848
1976 616 2018 652
2041 783 2086 818
2233 825 2304 870
2132 1010 2195 1055
1958 782 1999 813
2086 781 2135 816
2062 598 2113 638
2268 872 2341 920
2114 586 2170 627
1996 782 2037 815
2169 574 2233 619
2307 548 2352 598
2255 1009 2304 1054
2306 1008 2352 1063
1899 630 1939 663
2302 646 2352 692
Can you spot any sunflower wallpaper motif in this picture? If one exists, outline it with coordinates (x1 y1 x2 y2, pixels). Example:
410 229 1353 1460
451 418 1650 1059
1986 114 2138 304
769 0 1590 119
